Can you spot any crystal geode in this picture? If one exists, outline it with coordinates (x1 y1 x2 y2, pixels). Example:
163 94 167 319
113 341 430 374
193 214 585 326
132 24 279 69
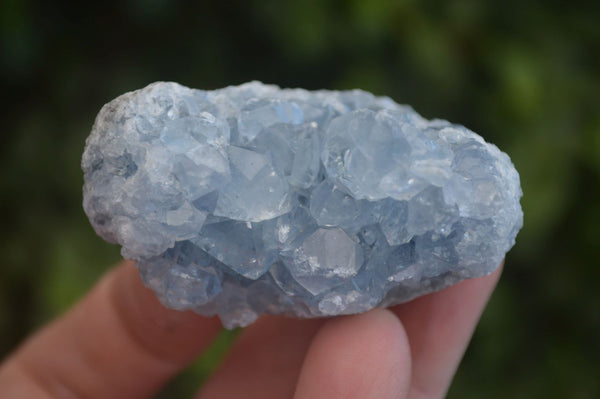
82 82 523 328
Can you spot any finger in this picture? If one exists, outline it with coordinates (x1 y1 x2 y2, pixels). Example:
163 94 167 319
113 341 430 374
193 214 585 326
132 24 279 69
294 309 412 399
0 260 222 399
196 316 325 399
391 264 503 399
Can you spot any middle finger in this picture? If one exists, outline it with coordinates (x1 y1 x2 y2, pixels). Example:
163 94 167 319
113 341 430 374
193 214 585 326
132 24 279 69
196 316 325 399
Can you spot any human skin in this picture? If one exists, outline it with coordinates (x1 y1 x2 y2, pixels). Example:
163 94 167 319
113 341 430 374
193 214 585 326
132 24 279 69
0 260 502 399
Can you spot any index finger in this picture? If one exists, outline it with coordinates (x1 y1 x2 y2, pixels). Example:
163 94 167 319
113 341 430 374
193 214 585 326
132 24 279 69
0 261 222 398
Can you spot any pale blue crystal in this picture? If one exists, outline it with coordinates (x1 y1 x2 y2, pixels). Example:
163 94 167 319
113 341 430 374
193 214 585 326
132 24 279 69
82 81 523 328
287 227 364 295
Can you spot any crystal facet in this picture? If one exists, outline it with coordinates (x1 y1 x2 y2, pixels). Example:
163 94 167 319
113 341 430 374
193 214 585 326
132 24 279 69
82 81 523 328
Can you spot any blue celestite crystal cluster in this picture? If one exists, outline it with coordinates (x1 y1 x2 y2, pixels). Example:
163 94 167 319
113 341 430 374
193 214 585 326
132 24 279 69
82 82 523 328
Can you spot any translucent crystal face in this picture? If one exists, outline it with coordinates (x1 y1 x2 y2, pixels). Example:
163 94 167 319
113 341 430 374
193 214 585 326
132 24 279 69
82 81 523 328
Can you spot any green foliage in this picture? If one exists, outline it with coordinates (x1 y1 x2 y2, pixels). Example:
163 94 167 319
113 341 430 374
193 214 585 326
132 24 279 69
1 0 598 397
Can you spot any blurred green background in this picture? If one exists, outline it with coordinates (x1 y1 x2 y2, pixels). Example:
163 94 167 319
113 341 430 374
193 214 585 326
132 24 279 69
1 0 599 397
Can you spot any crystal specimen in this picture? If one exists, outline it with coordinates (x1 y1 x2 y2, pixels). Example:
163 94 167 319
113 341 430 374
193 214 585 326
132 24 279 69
82 82 523 328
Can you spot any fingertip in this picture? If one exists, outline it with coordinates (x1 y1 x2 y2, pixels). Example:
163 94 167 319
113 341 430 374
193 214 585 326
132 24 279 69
111 260 222 365
294 309 411 399
5 261 222 398
196 316 325 399
391 260 504 398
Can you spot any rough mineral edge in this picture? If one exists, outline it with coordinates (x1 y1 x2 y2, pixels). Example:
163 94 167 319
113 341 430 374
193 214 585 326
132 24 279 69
82 81 523 328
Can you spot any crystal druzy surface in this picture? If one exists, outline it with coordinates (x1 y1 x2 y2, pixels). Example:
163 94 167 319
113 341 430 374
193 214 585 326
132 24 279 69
82 82 523 328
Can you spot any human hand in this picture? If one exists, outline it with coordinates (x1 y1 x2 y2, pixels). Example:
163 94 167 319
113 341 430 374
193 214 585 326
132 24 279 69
0 260 501 398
